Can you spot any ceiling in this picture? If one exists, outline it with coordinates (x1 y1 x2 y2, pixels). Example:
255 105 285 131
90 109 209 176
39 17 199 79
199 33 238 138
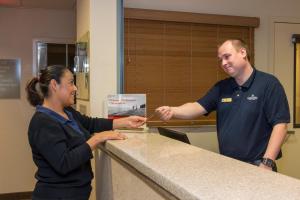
0 0 76 10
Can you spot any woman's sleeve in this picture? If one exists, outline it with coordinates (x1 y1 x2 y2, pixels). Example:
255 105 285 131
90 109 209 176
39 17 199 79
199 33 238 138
66 107 113 133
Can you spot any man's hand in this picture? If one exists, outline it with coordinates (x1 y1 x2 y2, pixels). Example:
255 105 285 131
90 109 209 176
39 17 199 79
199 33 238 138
155 106 174 121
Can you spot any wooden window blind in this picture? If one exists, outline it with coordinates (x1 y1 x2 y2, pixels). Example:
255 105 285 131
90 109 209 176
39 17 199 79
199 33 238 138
124 9 258 127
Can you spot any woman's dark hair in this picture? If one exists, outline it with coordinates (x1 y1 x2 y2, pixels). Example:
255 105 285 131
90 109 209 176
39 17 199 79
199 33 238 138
25 65 68 106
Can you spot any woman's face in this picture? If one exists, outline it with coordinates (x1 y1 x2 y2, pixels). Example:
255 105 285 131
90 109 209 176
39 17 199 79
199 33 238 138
56 70 77 106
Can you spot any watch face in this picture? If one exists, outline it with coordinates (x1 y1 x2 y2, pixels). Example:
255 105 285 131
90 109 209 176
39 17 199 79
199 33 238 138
262 158 275 168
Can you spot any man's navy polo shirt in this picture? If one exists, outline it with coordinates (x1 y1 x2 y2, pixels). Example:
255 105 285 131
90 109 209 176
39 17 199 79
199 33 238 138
197 69 290 162
36 105 84 135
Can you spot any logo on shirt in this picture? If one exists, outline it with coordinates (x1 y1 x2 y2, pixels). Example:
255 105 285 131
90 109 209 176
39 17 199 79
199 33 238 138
221 98 232 103
247 94 258 101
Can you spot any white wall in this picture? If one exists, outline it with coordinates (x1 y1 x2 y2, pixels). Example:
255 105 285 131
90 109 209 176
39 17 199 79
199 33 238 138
124 0 300 73
89 0 118 118
0 7 75 193
76 0 90 41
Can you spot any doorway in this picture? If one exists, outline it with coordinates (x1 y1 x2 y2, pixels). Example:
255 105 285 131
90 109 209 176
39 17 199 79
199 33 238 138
273 22 300 179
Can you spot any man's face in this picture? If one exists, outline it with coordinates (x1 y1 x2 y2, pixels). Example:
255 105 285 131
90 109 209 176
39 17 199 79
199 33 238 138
217 41 247 78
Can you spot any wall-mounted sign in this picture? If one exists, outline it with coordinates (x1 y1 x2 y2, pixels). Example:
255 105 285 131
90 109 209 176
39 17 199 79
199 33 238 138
0 59 21 99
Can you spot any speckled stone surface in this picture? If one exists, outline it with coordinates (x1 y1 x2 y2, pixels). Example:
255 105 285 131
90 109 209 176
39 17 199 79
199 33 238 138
104 133 300 200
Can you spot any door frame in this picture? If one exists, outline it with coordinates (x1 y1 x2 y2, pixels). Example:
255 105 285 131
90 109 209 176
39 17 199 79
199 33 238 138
268 17 300 128
268 16 300 74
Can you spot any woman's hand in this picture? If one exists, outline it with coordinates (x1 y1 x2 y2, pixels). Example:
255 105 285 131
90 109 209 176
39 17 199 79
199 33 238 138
87 131 127 150
113 116 146 129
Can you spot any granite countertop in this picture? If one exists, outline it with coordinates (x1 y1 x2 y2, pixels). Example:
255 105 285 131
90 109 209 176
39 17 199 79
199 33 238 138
103 132 300 200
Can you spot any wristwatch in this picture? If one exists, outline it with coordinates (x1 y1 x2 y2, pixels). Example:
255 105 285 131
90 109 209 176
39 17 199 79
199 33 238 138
261 158 275 168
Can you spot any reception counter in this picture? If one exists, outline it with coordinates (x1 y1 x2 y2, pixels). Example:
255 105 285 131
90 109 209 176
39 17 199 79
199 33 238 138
95 132 300 200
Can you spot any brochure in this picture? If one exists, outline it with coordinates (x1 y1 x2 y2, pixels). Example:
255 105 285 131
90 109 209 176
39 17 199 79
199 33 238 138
107 94 146 119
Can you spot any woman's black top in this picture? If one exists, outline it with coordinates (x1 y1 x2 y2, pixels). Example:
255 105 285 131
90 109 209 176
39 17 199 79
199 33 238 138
28 106 113 199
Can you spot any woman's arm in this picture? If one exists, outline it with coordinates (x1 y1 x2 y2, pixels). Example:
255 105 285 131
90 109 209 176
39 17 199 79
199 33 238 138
86 131 127 150
112 116 146 129
66 107 113 132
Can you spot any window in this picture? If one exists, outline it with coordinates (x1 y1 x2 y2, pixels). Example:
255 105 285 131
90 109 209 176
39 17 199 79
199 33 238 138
35 41 75 75
124 8 258 126
292 34 300 127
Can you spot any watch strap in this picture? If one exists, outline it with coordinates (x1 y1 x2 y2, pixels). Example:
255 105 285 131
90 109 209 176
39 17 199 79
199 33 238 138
261 158 275 168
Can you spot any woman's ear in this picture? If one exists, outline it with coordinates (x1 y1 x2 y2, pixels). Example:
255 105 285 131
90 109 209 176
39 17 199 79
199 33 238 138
49 79 58 93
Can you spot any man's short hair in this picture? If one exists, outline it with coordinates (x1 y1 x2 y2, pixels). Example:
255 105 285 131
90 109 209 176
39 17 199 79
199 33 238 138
228 39 251 62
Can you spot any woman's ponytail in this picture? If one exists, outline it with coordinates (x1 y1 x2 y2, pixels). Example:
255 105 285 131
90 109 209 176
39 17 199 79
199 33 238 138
25 77 43 106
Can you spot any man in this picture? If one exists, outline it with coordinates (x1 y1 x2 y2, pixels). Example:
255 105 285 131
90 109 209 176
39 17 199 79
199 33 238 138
156 39 290 171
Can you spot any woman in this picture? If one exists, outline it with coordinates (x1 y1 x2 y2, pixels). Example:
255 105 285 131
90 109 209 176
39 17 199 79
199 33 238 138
26 65 146 200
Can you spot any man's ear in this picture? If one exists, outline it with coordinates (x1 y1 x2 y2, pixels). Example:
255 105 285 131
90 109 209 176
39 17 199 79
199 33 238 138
240 48 247 60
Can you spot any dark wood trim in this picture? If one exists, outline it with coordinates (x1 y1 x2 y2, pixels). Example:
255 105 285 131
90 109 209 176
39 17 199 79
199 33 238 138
292 34 300 43
287 35 299 128
0 191 32 200
293 42 298 128
293 42 296 127
124 8 260 27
